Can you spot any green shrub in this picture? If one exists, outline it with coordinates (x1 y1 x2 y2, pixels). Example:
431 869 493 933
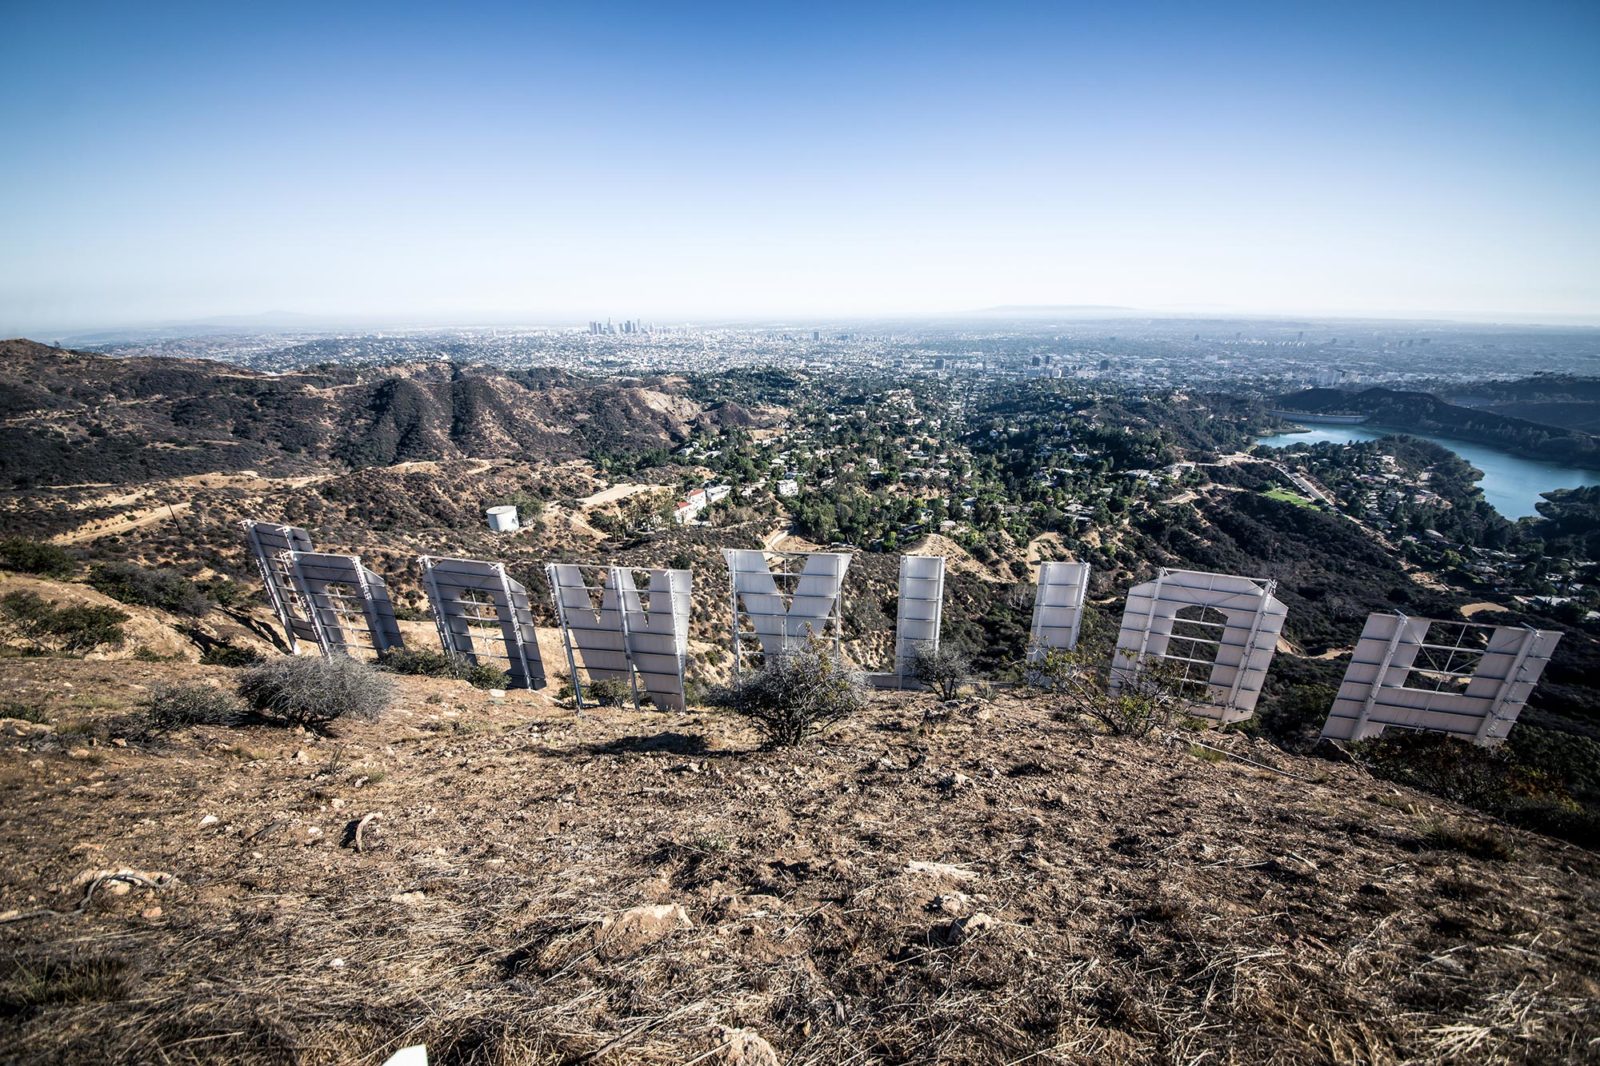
460 661 510 690
87 561 210 617
1355 730 1600 850
1252 681 1339 749
911 641 969 700
49 605 131 652
582 676 633 707
145 682 244 731
1 701 49 724
719 638 866 747
0 538 77 578
377 647 458 677
1505 723 1600 803
377 648 510 690
199 643 264 668
200 578 246 609
0 591 128 653
237 655 393 729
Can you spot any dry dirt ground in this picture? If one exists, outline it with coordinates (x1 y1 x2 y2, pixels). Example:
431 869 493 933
2 658 1599 1066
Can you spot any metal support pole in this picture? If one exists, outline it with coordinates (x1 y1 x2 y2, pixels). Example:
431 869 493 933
611 568 641 711
419 556 451 658
288 551 333 657
497 563 534 690
351 558 392 656
547 564 586 711
728 561 743 683
1354 612 1409 737
1479 626 1537 742
1223 589 1272 718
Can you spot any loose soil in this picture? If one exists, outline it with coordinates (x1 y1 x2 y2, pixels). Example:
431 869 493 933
2 657 1597 1065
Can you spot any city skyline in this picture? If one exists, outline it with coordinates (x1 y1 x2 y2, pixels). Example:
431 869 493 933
3 1 1598 334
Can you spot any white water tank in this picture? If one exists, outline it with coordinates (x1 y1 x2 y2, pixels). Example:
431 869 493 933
486 505 520 533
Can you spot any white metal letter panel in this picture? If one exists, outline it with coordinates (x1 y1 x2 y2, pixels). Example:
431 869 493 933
1110 568 1288 723
244 521 318 650
724 549 850 655
893 555 946 677
1029 561 1090 655
419 556 547 689
284 550 404 659
615 567 693 710
1320 612 1561 745
547 564 630 679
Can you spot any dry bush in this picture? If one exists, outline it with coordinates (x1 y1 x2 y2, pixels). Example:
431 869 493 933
1030 647 1188 738
145 683 244 732
236 654 393 729
721 637 866 746
912 641 969 700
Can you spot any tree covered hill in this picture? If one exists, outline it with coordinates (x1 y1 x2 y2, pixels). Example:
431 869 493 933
1275 385 1600 466
1441 375 1600 434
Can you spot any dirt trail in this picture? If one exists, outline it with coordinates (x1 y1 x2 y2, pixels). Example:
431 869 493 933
579 482 657 509
51 501 193 544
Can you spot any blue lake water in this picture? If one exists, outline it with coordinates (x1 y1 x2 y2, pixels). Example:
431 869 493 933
1254 425 1600 520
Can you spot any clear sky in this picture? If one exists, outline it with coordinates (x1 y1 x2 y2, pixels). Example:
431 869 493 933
2 1 1598 333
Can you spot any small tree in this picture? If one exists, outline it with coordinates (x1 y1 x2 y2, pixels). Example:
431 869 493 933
911 641 969 700
723 637 866 747
237 655 393 729
1028 647 1189 739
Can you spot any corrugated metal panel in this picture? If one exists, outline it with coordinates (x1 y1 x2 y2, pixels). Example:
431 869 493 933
1029 561 1090 656
893 555 946 680
243 521 317 650
1110 567 1288 724
418 555 547 690
1320 612 1561 745
283 550 404 659
546 564 630 683
614 567 692 711
723 549 850 663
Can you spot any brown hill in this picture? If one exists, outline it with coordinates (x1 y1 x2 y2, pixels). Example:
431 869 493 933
0 340 716 488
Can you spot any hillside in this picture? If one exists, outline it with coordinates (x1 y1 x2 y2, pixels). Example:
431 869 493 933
3 655 1598 1065
0 340 734 488
1441 376 1600 435
1275 386 1600 466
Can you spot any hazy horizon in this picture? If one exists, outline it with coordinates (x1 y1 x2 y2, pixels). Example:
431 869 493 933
4 1 1598 335
19 303 1600 345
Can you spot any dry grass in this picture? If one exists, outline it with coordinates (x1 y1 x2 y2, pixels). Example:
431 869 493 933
2 656 1599 1065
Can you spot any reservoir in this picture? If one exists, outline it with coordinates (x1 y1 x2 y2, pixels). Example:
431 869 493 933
1254 425 1600 520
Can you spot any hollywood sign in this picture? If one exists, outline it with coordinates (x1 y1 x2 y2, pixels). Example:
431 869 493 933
244 521 1560 744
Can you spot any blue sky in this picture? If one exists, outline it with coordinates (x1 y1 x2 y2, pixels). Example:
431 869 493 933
2 1 1597 332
